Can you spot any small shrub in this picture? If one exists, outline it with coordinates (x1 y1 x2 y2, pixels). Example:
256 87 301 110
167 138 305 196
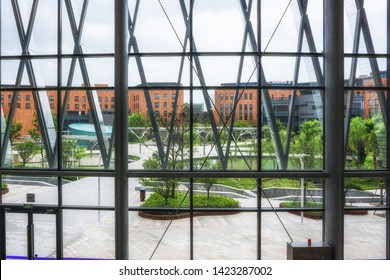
2 182 7 190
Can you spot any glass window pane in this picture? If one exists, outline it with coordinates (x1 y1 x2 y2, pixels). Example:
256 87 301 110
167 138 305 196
2 176 58 205
345 91 387 170
194 213 257 259
130 211 190 259
344 211 386 259
262 212 323 260
62 176 114 207
63 210 115 259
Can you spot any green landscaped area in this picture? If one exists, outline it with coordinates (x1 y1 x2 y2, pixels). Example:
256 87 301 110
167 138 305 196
141 192 240 209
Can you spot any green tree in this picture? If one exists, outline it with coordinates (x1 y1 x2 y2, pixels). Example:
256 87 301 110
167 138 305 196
28 112 44 167
347 116 378 168
128 112 149 127
141 155 179 205
195 160 218 199
261 120 288 169
128 112 150 143
290 119 322 170
142 104 194 203
372 114 386 168
14 141 40 166
62 139 87 168
289 119 322 204
10 120 23 144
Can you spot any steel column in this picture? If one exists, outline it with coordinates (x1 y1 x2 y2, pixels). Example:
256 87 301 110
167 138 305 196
115 0 129 260
256 0 262 259
27 211 34 260
386 0 390 260
324 0 345 260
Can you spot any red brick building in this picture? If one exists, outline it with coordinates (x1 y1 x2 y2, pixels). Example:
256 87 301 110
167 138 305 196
362 74 387 118
1 84 184 136
214 83 300 124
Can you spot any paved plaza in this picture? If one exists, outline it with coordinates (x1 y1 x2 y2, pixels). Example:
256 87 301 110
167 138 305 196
2 144 387 260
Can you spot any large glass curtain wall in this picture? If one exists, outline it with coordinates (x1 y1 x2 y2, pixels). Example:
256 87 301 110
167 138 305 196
0 0 389 260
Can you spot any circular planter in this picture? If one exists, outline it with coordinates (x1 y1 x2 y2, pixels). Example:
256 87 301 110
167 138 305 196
279 202 368 220
279 203 323 220
1 188 9 195
138 210 240 220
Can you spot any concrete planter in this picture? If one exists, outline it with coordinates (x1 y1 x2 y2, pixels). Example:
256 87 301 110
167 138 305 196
279 202 368 219
1 188 9 195
138 210 240 220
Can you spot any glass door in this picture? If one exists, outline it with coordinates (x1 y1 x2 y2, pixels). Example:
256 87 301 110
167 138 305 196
5 208 57 260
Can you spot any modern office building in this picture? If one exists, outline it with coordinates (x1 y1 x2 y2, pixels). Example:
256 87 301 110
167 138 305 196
214 72 386 128
0 0 389 260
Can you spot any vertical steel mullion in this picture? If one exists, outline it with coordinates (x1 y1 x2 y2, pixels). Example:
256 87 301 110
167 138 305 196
0 208 5 260
115 0 129 260
324 0 345 260
27 212 34 260
386 0 390 261
256 0 261 260
189 0 194 261
56 0 63 260
0 0 2 168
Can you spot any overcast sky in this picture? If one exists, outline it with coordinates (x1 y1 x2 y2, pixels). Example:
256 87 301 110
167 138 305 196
1 0 387 100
